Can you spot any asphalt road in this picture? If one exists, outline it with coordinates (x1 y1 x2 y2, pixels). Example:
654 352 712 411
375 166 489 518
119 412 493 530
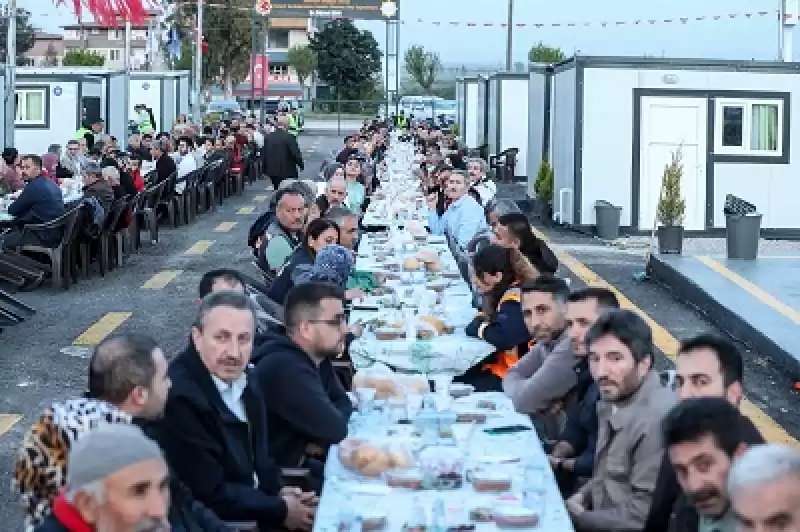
0 134 339 527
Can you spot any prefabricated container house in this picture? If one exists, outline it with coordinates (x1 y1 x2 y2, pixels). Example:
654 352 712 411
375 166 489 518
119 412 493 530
486 72 531 180
475 76 489 150
129 71 191 134
527 64 550 195
0 67 129 155
548 56 800 235
456 76 486 149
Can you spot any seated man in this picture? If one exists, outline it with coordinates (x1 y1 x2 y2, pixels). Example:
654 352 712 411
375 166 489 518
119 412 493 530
82 161 116 212
315 175 347 217
3 155 65 250
13 332 227 531
158 291 316 531
35 424 170 532
427 169 487 249
253 283 352 475
257 187 305 279
663 397 764 531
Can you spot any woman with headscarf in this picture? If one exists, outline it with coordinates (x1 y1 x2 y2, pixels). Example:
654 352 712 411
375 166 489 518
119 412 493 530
41 153 61 185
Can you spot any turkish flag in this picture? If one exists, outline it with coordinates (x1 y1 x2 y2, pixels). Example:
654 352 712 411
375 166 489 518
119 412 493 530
251 55 269 95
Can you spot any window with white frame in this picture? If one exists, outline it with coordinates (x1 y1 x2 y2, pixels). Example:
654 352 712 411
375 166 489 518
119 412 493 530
715 98 784 156
15 88 46 126
269 64 288 75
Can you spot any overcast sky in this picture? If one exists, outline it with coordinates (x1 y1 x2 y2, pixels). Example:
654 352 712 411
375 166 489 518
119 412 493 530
29 0 790 64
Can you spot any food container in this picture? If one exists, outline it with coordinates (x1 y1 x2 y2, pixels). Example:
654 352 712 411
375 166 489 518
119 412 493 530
475 399 497 411
471 470 513 493
374 327 405 341
341 440 413 478
442 270 462 280
493 506 539 528
385 468 423 489
448 383 474 399
361 514 388 532
469 507 493 522
456 412 488 424
418 446 465 490
426 281 449 293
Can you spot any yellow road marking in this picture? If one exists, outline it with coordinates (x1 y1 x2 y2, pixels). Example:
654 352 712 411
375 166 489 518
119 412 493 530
0 414 22 435
185 240 214 255
532 228 798 445
141 270 183 290
214 222 237 232
697 256 800 324
254 195 267 202
73 312 132 346
237 206 255 214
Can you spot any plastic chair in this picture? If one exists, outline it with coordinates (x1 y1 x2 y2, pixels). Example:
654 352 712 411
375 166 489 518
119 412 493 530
15 206 82 289
98 196 131 276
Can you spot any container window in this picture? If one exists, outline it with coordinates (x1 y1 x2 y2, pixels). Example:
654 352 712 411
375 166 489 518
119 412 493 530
715 98 784 157
15 89 46 126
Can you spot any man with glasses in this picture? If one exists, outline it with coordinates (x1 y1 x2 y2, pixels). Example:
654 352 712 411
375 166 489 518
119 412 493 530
253 283 352 485
2 155 66 250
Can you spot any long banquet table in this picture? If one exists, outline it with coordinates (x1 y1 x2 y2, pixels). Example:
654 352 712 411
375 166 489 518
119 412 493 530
312 139 574 531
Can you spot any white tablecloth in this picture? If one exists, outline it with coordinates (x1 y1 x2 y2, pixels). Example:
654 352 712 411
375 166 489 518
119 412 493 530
0 188 83 222
313 393 574 531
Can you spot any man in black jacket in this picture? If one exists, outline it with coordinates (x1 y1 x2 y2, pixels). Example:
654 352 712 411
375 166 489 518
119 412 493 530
252 282 352 479
157 291 316 531
263 115 304 189
644 334 761 531
662 397 764 531
150 137 177 184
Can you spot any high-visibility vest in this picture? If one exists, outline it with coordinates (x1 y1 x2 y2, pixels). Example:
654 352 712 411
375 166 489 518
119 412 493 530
287 113 299 136
137 110 154 134
73 127 91 141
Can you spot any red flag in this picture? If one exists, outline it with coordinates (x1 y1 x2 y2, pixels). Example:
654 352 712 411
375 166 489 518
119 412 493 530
54 0 150 27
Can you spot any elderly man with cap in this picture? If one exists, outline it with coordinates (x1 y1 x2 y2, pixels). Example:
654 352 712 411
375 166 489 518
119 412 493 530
35 423 170 532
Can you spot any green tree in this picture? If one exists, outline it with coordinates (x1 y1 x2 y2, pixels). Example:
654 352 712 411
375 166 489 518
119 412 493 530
404 45 441 94
309 19 382 100
62 49 105 67
528 42 565 63
287 44 317 96
43 42 60 66
170 0 257 96
657 148 686 227
0 8 35 65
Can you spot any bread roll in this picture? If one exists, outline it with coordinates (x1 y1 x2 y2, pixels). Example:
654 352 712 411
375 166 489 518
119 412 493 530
403 257 421 270
388 448 411 469
419 316 445 334
353 445 391 477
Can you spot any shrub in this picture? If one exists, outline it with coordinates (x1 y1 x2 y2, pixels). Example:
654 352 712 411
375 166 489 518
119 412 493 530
657 148 686 227
534 158 554 204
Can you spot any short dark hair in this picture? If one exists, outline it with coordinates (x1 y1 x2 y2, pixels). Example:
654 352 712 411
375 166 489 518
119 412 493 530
678 334 743 387
663 397 759 457
22 154 42 169
274 186 306 207
198 269 245 298
585 309 654 363
193 291 255 330
567 287 620 310
87 333 159 403
519 275 570 302
284 282 345 332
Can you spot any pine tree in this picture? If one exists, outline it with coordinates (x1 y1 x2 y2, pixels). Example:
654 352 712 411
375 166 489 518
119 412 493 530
657 148 686 227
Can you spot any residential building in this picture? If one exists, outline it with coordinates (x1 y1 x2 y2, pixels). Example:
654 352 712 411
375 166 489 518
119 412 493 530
235 18 308 103
59 13 160 70
23 32 66 67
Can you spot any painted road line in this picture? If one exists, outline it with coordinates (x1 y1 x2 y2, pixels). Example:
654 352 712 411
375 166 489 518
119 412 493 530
697 256 800 324
185 240 214 255
0 414 22 435
214 221 237 232
141 270 183 290
73 312 133 346
254 195 268 202
237 206 255 215
532 228 798 445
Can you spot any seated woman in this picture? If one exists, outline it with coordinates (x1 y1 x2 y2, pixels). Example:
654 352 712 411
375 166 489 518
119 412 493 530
493 212 559 275
343 155 367 213
267 218 339 304
456 244 538 392
427 169 487 250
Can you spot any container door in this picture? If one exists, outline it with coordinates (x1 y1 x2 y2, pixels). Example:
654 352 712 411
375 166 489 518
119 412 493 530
639 96 707 231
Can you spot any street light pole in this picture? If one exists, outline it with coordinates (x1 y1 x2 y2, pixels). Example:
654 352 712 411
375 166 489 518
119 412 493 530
194 0 204 122
505 0 513 71
5 0 17 148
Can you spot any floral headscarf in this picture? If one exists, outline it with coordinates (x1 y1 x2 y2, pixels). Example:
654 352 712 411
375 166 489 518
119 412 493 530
292 244 354 288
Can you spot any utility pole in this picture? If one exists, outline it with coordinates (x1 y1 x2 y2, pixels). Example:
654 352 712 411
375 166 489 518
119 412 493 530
5 0 17 148
505 0 513 71
194 0 204 122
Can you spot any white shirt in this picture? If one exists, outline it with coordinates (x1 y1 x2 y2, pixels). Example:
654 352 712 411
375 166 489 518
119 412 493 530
252 130 264 148
211 373 260 488
175 153 197 194
472 176 497 206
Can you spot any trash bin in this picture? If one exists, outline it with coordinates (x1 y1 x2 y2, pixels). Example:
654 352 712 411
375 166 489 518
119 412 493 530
726 213 762 260
595 200 622 240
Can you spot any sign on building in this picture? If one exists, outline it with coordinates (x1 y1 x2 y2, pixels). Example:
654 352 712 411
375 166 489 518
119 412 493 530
268 0 399 20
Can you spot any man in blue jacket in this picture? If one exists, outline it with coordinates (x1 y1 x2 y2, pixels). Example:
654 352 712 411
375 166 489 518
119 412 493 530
252 282 353 487
3 154 65 250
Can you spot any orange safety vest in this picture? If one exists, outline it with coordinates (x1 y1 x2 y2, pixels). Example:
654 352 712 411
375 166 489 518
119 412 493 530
480 287 525 378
